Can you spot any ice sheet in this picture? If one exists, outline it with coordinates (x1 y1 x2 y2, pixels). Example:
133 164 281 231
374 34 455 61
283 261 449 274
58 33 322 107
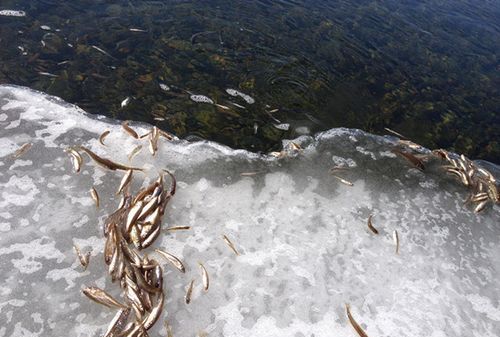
0 85 499 337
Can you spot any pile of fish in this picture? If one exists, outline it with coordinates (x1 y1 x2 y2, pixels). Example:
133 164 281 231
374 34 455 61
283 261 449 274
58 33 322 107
64 121 209 336
433 149 499 212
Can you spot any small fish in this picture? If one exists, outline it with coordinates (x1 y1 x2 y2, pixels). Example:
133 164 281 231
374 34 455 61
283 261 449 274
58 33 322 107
199 262 209 291
65 147 83 173
289 142 302 151
91 45 113 58
253 123 258 134
103 307 131 337
129 28 147 32
117 169 133 195
240 171 264 177
12 142 32 158
121 97 131 108
155 249 186 273
142 292 165 330
474 200 488 213
391 149 425 171
393 230 400 254
384 127 406 139
73 245 90 270
121 120 138 138
367 215 378 234
229 101 246 109
225 88 255 104
82 286 127 309
165 226 191 231
99 130 110 146
40 25 51 31
90 187 100 208
223 234 239 256
345 304 369 337
332 175 354 186
79 146 143 171
185 279 195 304
128 145 143 161
154 117 166 121
215 103 231 110
38 71 58 78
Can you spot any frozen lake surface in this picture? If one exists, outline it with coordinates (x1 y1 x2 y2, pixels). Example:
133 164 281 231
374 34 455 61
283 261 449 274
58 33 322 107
0 85 499 337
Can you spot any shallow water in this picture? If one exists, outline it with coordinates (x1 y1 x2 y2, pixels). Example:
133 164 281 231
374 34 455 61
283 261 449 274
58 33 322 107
0 85 499 337
0 0 499 161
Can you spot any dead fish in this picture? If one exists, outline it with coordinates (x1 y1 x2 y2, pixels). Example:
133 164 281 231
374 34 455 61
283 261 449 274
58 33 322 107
240 171 264 177
199 263 209 291
125 201 144 232
90 187 100 208
391 149 425 171
474 200 488 213
215 103 231 110
331 175 354 186
99 130 110 146
121 97 131 108
103 307 131 337
12 143 32 159
38 71 58 78
223 234 239 256
117 169 133 195
155 249 185 273
165 321 174 337
384 127 406 139
185 279 195 304
393 230 400 254
367 215 378 234
73 245 90 270
91 45 113 58
79 146 143 171
165 226 191 231
129 28 147 32
121 121 138 139
142 292 165 330
66 147 83 173
128 145 143 161
345 304 369 337
82 286 127 309
289 142 303 151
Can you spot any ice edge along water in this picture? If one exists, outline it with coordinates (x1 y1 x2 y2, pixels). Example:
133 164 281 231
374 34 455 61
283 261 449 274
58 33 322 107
0 85 499 337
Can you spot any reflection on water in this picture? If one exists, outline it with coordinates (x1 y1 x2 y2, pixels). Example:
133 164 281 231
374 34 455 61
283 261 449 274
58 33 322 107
0 0 499 161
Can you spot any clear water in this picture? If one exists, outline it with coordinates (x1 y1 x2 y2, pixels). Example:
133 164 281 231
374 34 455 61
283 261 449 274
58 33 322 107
0 0 499 161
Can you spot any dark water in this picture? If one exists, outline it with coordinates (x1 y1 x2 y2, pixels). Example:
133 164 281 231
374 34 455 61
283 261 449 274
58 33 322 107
0 0 499 161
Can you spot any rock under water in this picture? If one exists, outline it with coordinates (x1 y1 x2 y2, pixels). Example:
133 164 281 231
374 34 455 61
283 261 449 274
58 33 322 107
0 85 498 337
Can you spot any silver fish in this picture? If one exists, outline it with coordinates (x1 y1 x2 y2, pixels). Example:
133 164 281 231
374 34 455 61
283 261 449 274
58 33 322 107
332 175 354 186
185 279 194 304
154 249 185 273
99 130 110 146
345 304 369 337
199 263 209 291
74 245 90 270
82 286 127 309
90 187 100 208
12 143 32 159
223 234 240 256
128 145 143 161
117 170 133 195
393 230 400 254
